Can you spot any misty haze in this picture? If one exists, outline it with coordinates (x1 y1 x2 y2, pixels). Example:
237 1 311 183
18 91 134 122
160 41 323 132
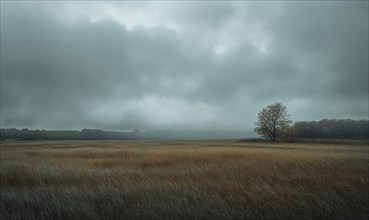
0 1 368 220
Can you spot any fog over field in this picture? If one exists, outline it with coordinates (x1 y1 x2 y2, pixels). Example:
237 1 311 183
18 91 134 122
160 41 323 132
1 1 368 132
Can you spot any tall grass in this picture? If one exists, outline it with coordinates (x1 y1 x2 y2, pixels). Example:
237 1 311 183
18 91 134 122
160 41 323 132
0 140 368 219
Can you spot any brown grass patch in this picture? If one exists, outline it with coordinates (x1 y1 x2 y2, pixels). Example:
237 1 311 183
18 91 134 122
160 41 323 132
0 140 368 219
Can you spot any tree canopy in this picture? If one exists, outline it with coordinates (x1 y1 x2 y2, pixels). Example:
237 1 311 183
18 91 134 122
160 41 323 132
254 102 292 141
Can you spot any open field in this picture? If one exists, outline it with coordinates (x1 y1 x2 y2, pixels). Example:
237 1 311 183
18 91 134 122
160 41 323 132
1 140 368 219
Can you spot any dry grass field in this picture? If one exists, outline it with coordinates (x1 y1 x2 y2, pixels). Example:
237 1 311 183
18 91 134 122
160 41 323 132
0 140 368 219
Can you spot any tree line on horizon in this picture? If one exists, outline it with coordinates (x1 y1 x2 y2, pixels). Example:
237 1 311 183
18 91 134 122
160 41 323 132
253 102 368 141
0 119 368 141
0 128 137 141
293 119 368 139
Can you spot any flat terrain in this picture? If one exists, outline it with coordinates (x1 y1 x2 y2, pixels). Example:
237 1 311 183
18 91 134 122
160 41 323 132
0 140 368 219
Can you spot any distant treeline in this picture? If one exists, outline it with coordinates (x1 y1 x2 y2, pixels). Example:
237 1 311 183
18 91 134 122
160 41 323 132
0 119 368 140
0 128 137 140
0 128 246 141
292 119 368 139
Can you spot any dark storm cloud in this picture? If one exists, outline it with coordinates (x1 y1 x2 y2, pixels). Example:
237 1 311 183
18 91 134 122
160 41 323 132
1 1 368 131
267 2 368 97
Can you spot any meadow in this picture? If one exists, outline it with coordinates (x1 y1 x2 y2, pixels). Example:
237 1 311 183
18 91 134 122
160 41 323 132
0 140 368 219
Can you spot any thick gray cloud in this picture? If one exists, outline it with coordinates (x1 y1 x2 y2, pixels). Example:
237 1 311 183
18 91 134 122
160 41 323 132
1 1 368 132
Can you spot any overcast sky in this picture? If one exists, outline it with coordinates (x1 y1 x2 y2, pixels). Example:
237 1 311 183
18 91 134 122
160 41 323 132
1 1 368 131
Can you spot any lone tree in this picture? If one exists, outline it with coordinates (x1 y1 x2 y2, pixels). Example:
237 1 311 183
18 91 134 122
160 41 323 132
254 102 292 141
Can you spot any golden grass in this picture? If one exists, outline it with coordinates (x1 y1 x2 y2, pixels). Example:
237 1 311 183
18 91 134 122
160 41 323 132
0 140 368 219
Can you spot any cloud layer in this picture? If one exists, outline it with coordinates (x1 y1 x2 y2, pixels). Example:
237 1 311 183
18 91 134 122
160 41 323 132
1 1 368 131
